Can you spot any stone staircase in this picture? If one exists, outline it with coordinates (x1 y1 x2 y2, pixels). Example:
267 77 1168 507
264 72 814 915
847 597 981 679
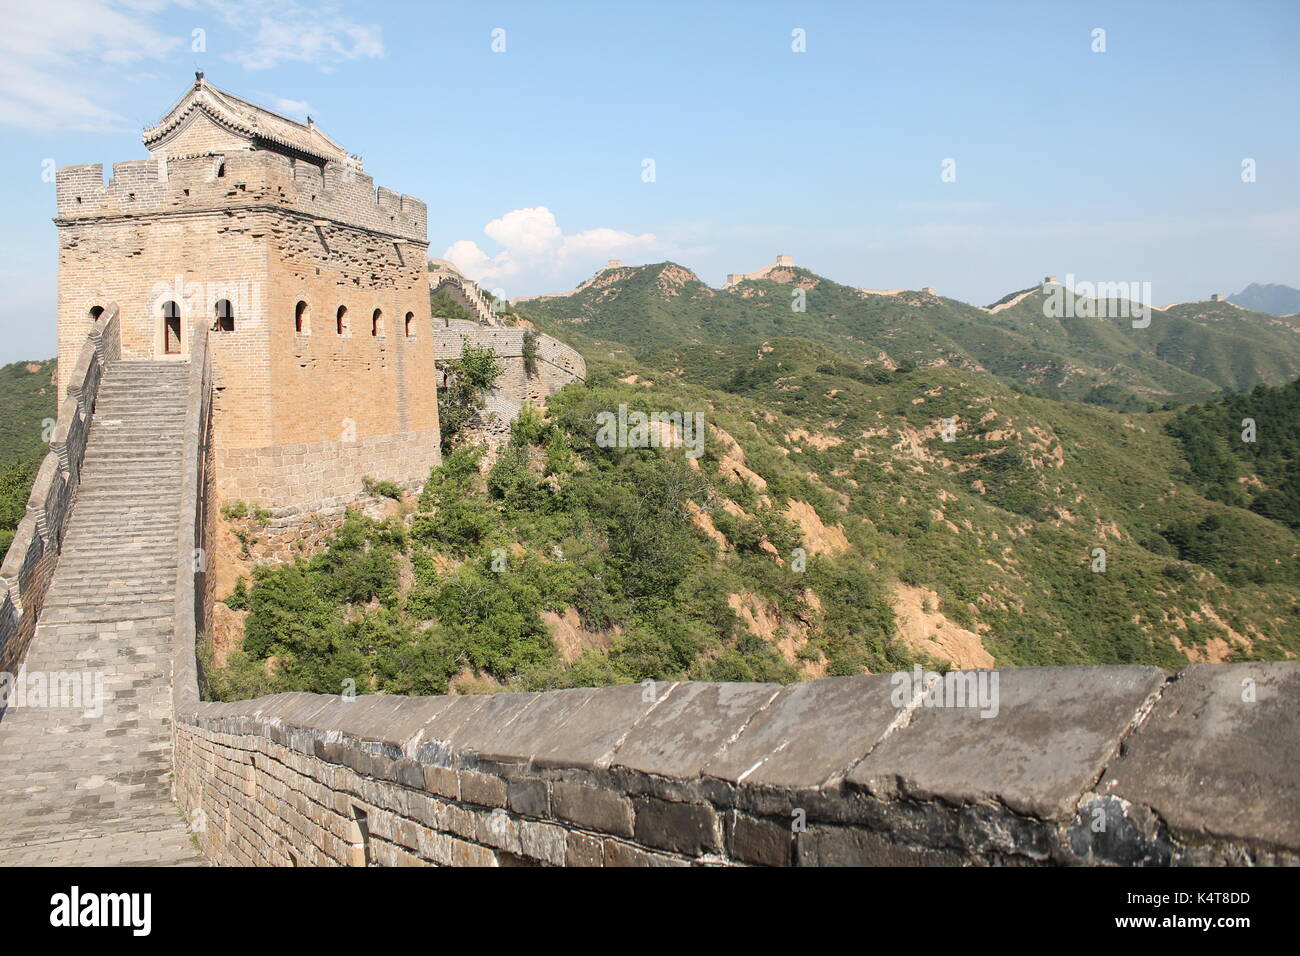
0 360 203 865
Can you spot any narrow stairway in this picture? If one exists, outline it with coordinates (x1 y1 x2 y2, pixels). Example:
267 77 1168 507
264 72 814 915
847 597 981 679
0 360 204 865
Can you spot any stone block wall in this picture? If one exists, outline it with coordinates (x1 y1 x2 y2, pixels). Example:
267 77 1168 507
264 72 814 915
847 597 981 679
431 324 586 426
213 429 439 515
171 664 1300 866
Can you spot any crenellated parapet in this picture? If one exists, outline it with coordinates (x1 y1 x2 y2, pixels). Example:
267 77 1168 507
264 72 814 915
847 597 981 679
55 150 426 242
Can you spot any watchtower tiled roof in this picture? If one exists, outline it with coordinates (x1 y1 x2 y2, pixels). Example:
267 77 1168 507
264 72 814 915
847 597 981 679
143 73 351 165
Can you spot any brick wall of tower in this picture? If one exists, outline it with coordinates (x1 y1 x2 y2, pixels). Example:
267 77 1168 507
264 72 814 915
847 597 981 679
55 146 439 516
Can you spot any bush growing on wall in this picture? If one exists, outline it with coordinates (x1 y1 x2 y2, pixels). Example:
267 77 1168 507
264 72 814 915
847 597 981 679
437 342 504 450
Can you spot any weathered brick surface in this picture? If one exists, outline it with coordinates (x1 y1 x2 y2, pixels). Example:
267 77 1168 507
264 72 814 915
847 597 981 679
551 782 634 838
170 663 1300 867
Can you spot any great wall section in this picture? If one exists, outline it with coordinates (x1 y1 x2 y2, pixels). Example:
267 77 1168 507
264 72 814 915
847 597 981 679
0 78 1296 867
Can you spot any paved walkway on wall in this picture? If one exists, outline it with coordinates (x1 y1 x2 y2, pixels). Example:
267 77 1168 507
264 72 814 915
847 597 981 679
0 361 203 866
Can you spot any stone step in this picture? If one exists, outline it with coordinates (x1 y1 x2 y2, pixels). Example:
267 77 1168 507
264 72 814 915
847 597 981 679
89 410 187 418
71 485 183 496
77 467 181 476
61 534 178 547
95 395 188 403
47 582 176 596
45 590 177 606
63 515 178 526
92 409 186 417
61 533 176 543
106 368 189 376
83 436 184 444
97 384 188 393
38 604 174 625
77 476 182 485
66 502 180 515
81 454 184 465
55 563 178 576
45 589 176 606
75 478 183 486
58 553 177 564
63 513 178 524
77 471 183 480
73 483 183 493
63 510 178 521
93 396 187 403
91 422 186 428
46 579 177 594
86 428 185 436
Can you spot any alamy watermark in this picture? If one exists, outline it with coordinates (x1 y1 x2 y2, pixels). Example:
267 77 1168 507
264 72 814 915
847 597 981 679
1 667 105 718
890 664 1000 718
595 403 705 459
149 275 263 324
1042 274 1153 328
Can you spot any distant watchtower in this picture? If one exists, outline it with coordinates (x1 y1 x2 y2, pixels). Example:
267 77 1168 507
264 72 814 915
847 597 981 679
54 75 441 512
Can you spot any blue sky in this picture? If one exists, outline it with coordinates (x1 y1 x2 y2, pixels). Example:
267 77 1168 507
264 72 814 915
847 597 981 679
1 0 1297 363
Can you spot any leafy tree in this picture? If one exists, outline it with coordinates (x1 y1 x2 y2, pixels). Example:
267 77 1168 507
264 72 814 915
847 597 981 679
437 342 503 450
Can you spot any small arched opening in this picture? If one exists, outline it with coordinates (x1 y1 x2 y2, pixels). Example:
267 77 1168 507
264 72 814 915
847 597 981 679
404 311 415 337
371 308 383 337
88 305 104 322
214 299 234 332
162 300 182 355
336 305 348 335
295 300 309 334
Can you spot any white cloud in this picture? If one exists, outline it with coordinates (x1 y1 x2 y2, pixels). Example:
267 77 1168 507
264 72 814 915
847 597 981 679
0 0 381 131
444 206 663 296
209 0 383 70
0 0 183 131
271 96 313 119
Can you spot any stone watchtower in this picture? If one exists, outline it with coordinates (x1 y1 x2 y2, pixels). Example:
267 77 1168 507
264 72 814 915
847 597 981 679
54 75 440 513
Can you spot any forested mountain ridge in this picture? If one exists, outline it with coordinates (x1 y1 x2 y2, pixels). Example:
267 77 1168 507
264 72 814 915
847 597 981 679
520 262 1300 409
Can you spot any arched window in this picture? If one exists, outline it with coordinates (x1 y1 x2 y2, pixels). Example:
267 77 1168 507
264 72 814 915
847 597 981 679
404 311 415 337
336 305 348 335
295 300 309 334
214 299 234 332
371 308 383 337
88 305 104 322
215 160 226 179
162 300 182 355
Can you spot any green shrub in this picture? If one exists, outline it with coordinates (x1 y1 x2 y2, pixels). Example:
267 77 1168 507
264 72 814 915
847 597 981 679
362 476 403 500
222 577 250 611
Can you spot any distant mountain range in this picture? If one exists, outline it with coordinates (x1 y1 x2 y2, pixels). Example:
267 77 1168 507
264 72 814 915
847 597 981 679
517 262 1300 410
1228 282 1300 316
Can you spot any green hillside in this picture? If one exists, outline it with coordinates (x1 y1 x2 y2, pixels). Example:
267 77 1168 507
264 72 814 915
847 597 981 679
0 359 56 555
205 331 1299 699
1166 378 1300 530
